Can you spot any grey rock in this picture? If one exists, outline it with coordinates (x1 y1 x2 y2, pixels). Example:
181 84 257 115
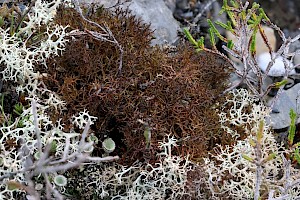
289 39 300 67
268 83 300 129
123 0 180 46
175 0 189 10
164 0 176 12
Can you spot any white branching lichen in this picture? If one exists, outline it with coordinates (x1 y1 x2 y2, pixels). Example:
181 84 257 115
206 89 300 199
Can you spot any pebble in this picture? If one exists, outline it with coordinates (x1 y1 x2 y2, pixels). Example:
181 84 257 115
257 52 295 77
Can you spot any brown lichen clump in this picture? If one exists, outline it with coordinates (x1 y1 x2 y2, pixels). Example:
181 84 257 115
36 4 234 165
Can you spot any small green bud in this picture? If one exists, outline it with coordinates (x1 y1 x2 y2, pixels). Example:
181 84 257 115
294 142 300 148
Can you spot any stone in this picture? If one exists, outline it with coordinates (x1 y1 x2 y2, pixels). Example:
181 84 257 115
163 0 176 12
258 52 295 77
289 38 300 69
268 83 300 130
123 0 180 45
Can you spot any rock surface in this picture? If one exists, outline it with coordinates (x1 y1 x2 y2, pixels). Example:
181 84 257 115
163 0 176 12
269 83 300 129
124 0 180 45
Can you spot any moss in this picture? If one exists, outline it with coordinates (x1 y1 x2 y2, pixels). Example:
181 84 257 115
36 4 234 165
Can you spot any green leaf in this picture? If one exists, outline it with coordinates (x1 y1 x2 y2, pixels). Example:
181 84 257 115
249 138 256 147
242 154 254 162
13 103 23 116
259 8 270 22
208 28 216 48
250 28 258 55
248 19 256 25
226 21 233 31
215 20 234 32
197 36 205 50
288 109 297 145
227 40 234 49
230 0 238 8
251 13 263 28
219 0 228 15
223 0 228 7
275 79 288 88
183 28 198 47
294 148 300 165
228 11 237 27
240 10 246 21
215 21 229 29
207 19 226 42
257 120 264 144
252 2 260 9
